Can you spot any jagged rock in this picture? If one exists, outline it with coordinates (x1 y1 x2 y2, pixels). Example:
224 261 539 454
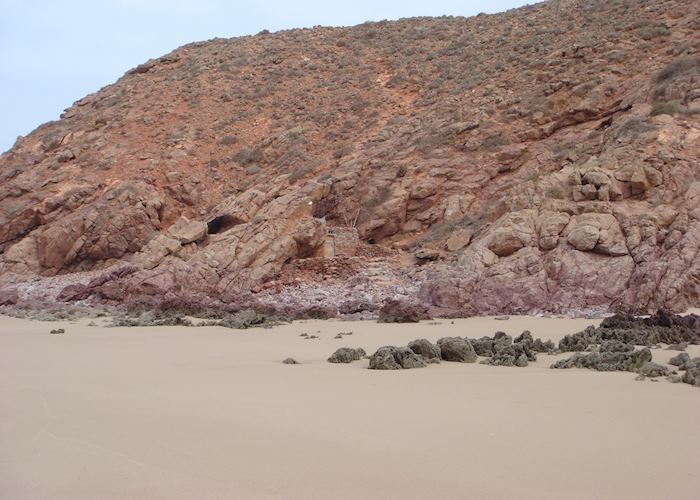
666 342 688 351
559 311 700 351
598 340 635 353
1 2 699 318
514 330 555 352
166 216 207 244
481 346 531 367
537 211 570 250
668 352 690 367
445 228 473 252
408 338 441 360
368 346 427 370
471 336 497 356
437 337 477 362
637 361 670 378
550 348 652 372
327 347 367 363
377 300 430 323
681 359 700 387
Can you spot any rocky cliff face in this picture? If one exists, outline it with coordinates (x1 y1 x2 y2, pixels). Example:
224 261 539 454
1 0 699 315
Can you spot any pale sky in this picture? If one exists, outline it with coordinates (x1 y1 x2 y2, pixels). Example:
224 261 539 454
0 0 530 153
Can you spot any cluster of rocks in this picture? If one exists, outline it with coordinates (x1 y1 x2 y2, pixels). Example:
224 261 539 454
49 328 65 334
558 310 700 351
668 353 700 387
551 345 668 376
106 308 283 329
363 331 554 370
551 310 700 387
474 330 555 367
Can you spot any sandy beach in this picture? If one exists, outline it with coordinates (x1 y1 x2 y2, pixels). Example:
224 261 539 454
1 313 698 500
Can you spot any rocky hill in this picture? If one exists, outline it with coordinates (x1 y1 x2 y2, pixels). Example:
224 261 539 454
1 0 699 316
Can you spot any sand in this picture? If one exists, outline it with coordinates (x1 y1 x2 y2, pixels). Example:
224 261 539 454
0 313 698 500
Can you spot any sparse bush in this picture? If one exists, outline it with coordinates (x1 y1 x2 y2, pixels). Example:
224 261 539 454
650 101 680 116
219 135 237 146
332 143 354 159
233 147 262 165
656 55 700 82
545 186 565 199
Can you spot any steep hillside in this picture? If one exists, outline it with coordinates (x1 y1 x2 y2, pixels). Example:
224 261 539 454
1 0 699 316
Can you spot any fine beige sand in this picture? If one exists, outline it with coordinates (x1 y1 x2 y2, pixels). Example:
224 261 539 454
1 313 699 500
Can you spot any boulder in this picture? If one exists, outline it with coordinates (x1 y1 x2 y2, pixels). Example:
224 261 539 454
378 300 430 323
637 361 670 378
565 214 627 256
567 223 600 251
669 352 690 367
582 170 610 187
537 211 570 250
408 338 441 360
167 216 207 244
445 228 473 252
368 346 427 370
437 337 477 362
328 347 367 363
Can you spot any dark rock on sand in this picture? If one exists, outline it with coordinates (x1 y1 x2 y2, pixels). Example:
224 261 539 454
598 340 635 353
282 358 299 364
637 361 671 378
49 328 65 334
682 366 700 387
368 346 427 370
559 311 700 352
408 338 441 360
666 342 688 351
328 347 367 363
437 337 477 363
669 352 690 367
550 348 652 372
377 300 430 323
470 331 513 357
514 330 556 353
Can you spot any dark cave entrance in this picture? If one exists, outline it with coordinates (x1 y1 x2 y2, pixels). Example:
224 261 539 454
207 215 241 235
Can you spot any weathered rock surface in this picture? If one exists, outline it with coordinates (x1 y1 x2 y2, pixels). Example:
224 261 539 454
1 0 699 316
407 338 441 360
377 300 430 323
559 310 700 351
437 337 477 363
368 346 428 370
475 330 553 367
669 352 690 367
551 348 653 372
328 347 367 363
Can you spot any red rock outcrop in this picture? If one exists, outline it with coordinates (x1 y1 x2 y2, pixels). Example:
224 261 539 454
1 0 699 315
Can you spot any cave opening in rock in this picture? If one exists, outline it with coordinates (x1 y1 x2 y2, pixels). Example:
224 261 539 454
207 215 240 234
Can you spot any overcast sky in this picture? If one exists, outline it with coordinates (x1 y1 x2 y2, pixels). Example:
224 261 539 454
0 0 530 153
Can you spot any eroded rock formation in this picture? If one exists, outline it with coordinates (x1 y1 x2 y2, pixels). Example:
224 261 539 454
1 0 699 315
